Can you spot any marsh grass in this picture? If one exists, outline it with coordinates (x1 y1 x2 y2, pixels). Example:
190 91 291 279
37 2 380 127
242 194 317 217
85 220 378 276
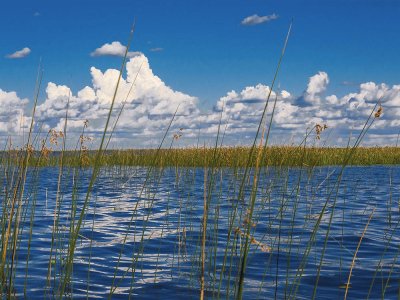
16 146 400 168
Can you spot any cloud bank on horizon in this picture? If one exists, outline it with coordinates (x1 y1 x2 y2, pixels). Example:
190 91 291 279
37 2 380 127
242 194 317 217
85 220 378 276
0 44 398 148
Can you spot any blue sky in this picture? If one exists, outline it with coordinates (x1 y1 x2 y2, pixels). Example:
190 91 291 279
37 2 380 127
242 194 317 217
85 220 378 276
1 0 399 147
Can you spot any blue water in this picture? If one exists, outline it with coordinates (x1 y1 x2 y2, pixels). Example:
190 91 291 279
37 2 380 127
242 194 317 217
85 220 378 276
3 165 400 299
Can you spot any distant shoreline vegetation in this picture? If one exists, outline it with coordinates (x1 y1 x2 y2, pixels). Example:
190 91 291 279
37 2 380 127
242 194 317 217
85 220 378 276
3 146 400 167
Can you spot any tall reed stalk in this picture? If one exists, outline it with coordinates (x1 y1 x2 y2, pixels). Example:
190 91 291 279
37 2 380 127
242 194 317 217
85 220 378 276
236 21 292 300
59 23 136 298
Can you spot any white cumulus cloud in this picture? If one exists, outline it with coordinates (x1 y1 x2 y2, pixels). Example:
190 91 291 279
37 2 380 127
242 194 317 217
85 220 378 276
91 41 142 58
35 54 198 145
0 89 29 134
241 14 278 26
304 71 329 105
150 47 163 52
6 47 31 59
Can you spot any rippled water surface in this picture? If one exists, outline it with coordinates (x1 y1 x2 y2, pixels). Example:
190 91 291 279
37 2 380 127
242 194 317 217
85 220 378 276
4 165 400 299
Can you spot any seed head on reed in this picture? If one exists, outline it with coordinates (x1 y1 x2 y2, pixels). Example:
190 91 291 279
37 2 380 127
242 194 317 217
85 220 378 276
172 128 184 141
78 133 93 166
260 244 271 253
173 133 182 140
41 146 52 159
242 216 256 228
49 129 64 146
315 123 328 140
26 144 35 155
80 145 90 166
235 227 270 253
79 135 93 145
242 209 256 227
374 105 383 118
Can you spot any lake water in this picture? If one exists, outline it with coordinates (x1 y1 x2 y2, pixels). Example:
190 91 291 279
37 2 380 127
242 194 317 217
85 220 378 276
3 165 400 299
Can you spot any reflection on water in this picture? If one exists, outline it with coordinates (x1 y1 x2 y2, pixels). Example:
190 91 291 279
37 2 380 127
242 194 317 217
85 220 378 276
4 165 400 299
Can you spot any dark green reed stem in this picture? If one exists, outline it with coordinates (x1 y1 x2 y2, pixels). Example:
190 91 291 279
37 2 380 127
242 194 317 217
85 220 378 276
0 62 42 296
289 102 380 299
366 217 400 299
47 94 70 292
24 132 53 296
105 62 143 150
236 21 292 300
86 197 97 299
200 147 208 300
108 105 179 297
311 103 380 300
382 243 400 298
60 23 136 298
344 207 375 300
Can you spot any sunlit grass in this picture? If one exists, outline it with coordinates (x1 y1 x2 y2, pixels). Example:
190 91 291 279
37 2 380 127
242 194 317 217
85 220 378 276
13 146 400 168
